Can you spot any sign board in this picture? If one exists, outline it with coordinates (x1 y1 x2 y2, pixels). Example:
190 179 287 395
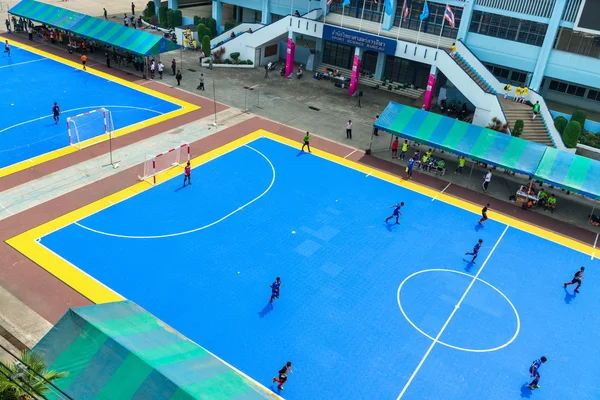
322 25 397 55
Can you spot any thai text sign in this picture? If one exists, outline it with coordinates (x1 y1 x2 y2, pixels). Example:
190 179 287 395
323 25 397 55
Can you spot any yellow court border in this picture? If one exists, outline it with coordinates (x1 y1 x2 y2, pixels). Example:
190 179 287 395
0 41 200 179
6 129 598 305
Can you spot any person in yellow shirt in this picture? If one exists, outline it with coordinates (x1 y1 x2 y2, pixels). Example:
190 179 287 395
450 42 456 58
521 87 529 103
183 37 189 51
504 82 512 98
455 155 466 174
514 86 522 102
400 140 409 160
191 39 197 51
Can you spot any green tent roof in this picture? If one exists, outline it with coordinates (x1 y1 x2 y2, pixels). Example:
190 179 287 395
34 301 276 400
9 0 180 55
534 147 600 200
375 102 547 176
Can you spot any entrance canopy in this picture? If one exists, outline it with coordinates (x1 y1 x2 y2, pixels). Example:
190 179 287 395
9 0 180 56
375 102 547 176
534 148 600 200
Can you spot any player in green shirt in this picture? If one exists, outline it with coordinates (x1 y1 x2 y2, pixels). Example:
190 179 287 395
537 189 547 208
455 156 466 174
544 194 556 213
301 131 311 153
532 101 541 120
437 159 446 175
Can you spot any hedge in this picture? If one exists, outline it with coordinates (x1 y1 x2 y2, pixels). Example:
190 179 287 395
158 6 168 26
202 35 211 56
553 116 568 134
571 109 587 129
207 18 218 38
166 9 182 28
197 24 211 41
143 1 155 18
512 120 524 137
562 120 582 148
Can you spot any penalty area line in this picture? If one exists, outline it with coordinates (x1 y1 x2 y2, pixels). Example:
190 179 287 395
431 182 451 202
396 225 509 399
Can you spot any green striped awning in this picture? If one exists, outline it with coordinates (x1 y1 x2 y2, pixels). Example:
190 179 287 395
33 301 276 400
375 102 547 176
9 0 180 55
534 148 600 200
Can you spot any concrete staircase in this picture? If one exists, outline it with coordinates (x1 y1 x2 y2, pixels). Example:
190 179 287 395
316 63 425 100
498 96 554 146
453 53 495 94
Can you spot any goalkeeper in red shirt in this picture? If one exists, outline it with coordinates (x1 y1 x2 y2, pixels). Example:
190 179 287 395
183 161 191 186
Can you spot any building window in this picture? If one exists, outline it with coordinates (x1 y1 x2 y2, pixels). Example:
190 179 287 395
323 40 354 70
484 63 529 85
587 90 600 102
393 1 462 39
469 11 547 47
383 55 428 89
554 28 600 59
548 79 589 98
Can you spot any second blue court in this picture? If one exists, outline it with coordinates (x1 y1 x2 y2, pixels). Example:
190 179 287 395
0 45 182 171
36 137 600 399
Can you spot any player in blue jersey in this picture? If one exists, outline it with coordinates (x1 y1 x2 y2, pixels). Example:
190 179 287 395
465 239 483 263
385 202 405 224
528 356 547 390
564 266 584 293
269 277 281 303
406 157 415 179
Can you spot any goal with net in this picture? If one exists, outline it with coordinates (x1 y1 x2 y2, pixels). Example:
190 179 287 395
66 108 114 149
139 143 191 184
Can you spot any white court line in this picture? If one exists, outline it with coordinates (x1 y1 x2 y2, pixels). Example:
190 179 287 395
365 172 372 178
0 203 14 215
592 233 599 260
343 149 358 159
74 144 275 239
431 182 451 202
0 58 46 69
396 225 509 399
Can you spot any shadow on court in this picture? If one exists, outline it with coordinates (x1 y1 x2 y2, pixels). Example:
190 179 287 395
564 288 576 304
463 259 475 272
258 302 274 318
519 383 533 398
474 223 484 232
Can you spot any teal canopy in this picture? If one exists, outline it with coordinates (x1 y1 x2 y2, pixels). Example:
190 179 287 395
9 0 180 55
534 148 600 200
375 102 547 176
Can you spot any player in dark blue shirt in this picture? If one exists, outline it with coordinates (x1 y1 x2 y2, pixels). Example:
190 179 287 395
528 356 547 390
385 202 405 224
406 157 415 179
270 277 281 303
564 266 584 293
465 239 483 263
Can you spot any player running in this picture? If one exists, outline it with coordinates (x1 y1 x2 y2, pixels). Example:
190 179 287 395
385 202 404 224
564 266 584 293
465 239 483 263
183 161 191 186
269 277 281 303
273 361 292 391
528 356 547 390
52 102 60 124
479 203 490 224
3 40 10 57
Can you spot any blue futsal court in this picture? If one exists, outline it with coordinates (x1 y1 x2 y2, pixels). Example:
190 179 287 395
0 44 181 172
25 135 600 399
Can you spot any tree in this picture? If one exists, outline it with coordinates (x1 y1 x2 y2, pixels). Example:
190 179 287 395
202 35 211 57
0 351 68 399
207 18 218 38
562 120 582 148
166 9 182 28
143 1 155 18
512 120 524 137
571 109 587 129
158 6 168 26
554 115 568 134
197 23 211 41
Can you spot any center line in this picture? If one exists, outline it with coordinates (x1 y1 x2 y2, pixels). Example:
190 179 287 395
0 58 46 69
431 182 451 202
344 149 358 159
396 225 509 399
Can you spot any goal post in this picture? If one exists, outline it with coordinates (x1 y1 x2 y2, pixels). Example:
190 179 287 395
66 108 114 149
139 143 191 184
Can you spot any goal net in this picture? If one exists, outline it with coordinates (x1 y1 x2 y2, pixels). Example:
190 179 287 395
67 108 114 149
139 143 190 184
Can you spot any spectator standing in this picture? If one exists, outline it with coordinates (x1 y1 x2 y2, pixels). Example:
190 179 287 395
482 169 492 192
5 18 11 33
27 25 33 40
105 51 110 68
301 132 311 153
197 73 205 90
346 120 352 139
150 59 155 79
81 54 87 70
175 70 182 86
130 15 136 29
522 87 529 103
124 14 129 27
400 140 408 160
450 42 456 58
171 59 176 75
208 55 213 70
373 114 379 136
504 82 512 99
455 156 465 174
391 137 399 159
131 2 135 15
103 8 108 20
157 61 164 79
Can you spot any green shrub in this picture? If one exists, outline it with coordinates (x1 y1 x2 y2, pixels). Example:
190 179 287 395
512 119 524 137
571 109 587 129
239 60 247 65
246 59 253 65
224 58 232 64
230 52 240 61
562 120 582 148
193 15 201 25
224 21 236 32
158 6 168 26
143 1 156 18
580 131 600 149
554 116 568 134
197 24 211 41
207 18 218 38
202 35 211 56
166 9 182 28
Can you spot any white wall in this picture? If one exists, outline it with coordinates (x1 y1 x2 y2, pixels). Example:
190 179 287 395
465 33 539 73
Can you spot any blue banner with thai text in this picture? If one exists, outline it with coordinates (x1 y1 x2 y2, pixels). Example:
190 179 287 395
322 25 397 56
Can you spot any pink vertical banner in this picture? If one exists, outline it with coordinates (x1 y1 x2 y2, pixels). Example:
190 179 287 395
285 38 295 78
422 74 436 111
348 55 360 97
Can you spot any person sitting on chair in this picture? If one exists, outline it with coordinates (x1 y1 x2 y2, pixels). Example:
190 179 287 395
296 64 303 79
544 194 557 213
537 189 547 208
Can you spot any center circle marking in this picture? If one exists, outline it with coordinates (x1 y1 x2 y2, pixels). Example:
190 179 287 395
397 268 520 353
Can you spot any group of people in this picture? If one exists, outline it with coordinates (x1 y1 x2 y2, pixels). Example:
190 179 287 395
183 28 198 51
